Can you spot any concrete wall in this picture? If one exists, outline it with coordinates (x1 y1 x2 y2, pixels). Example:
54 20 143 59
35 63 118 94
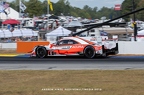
0 42 144 54
0 43 17 49
118 41 144 54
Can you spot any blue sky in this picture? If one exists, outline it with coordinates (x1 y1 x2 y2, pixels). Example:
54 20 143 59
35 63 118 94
7 0 124 9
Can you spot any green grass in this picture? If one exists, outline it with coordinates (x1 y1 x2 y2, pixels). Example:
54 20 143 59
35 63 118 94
0 70 144 95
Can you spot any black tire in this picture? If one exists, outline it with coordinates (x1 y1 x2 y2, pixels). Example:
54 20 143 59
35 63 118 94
83 46 95 58
36 46 47 58
101 53 108 58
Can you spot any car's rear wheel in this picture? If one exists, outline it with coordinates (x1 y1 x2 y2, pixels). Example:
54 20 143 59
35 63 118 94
102 53 108 58
83 46 95 58
36 46 47 58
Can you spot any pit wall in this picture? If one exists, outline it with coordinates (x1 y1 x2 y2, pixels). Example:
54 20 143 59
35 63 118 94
118 41 144 54
0 41 50 53
0 41 144 54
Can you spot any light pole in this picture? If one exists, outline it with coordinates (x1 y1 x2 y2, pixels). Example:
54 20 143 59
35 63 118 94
132 0 137 41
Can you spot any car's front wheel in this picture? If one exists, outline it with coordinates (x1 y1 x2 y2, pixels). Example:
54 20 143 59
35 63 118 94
36 46 47 58
83 46 95 58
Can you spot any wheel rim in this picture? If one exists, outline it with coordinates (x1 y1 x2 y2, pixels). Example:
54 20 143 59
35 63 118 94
36 47 46 58
85 48 94 57
84 46 95 58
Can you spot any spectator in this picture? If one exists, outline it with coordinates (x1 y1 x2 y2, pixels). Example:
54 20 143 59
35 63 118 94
10 24 15 32
7 24 11 30
7 38 11 43
18 25 20 29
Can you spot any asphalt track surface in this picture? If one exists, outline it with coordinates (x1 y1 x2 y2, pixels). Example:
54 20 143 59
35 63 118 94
0 54 144 70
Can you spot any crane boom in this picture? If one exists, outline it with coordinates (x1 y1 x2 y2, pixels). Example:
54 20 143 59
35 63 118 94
72 7 144 36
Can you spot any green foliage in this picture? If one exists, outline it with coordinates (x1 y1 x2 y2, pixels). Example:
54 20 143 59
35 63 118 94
121 0 143 21
7 0 144 20
25 0 43 17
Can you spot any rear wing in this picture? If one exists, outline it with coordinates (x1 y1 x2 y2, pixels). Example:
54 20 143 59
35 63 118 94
82 36 118 45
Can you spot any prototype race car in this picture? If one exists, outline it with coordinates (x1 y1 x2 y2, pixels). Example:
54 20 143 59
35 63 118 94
30 37 118 58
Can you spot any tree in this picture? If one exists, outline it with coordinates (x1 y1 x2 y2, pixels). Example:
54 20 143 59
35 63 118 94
96 7 114 19
8 0 135 20
42 0 48 15
121 0 142 21
137 0 144 20
26 0 43 17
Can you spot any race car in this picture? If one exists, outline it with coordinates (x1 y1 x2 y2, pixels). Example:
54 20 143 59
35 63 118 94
30 36 118 58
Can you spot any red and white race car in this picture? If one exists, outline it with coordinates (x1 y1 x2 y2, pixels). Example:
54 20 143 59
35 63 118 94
30 37 118 58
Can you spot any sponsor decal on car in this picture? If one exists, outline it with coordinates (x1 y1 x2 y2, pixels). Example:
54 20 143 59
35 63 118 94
52 46 72 50
72 45 84 48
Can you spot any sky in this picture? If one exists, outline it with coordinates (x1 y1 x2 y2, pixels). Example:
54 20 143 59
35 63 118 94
49 0 124 9
7 0 124 9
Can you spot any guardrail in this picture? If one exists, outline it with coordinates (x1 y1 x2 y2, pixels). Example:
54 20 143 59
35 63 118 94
0 42 144 54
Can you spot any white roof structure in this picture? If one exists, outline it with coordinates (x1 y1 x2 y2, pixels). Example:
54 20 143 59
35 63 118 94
138 30 144 35
0 7 19 20
46 26 72 36
0 29 38 38
66 20 83 27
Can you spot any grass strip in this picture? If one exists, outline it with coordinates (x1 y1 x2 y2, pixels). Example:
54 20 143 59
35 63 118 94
0 70 144 95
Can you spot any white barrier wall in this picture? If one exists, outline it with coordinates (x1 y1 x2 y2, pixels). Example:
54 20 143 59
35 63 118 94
0 42 144 54
0 43 17 49
118 41 144 54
